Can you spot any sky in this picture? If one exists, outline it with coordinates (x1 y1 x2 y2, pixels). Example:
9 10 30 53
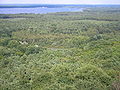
0 0 120 4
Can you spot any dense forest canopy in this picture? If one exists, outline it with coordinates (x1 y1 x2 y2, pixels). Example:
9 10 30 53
0 6 120 90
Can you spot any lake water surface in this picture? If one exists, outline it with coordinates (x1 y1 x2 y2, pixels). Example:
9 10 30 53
0 7 83 14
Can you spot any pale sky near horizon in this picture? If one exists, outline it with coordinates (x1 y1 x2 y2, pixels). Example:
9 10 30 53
0 0 120 4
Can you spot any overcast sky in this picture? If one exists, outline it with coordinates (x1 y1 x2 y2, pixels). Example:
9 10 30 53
0 0 120 4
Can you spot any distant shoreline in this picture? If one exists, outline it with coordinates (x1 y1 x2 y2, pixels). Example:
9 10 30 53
0 4 120 8
0 4 120 14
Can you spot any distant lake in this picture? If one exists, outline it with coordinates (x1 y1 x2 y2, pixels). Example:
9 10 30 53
0 5 83 14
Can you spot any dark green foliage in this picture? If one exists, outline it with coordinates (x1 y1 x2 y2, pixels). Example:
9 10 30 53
0 6 120 90
7 40 20 48
75 64 111 86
